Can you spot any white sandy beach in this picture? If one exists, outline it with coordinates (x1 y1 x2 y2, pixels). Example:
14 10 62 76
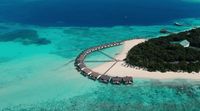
92 39 200 80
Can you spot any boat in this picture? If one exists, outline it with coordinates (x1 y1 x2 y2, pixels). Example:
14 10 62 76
174 22 183 26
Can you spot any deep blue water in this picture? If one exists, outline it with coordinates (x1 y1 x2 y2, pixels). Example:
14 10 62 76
0 0 200 26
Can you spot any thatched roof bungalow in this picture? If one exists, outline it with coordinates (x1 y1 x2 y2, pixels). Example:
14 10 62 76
98 75 110 83
111 77 122 85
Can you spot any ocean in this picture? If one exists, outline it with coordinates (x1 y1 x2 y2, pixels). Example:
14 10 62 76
1 0 200 26
0 0 200 110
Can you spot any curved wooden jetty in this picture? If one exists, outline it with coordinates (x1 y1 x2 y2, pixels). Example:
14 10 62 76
74 41 133 85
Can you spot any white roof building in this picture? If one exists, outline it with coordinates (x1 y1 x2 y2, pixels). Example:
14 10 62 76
171 39 190 47
179 40 190 47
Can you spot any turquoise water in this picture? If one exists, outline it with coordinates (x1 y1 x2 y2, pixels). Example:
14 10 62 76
0 18 200 110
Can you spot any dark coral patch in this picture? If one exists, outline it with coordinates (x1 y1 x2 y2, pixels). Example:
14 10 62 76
0 26 9 30
0 29 51 45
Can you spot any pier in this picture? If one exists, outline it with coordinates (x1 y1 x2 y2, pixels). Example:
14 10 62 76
74 41 133 85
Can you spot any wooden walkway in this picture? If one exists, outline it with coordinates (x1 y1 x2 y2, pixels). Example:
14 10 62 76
74 41 133 85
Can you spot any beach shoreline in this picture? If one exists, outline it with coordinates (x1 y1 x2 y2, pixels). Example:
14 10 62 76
92 39 200 81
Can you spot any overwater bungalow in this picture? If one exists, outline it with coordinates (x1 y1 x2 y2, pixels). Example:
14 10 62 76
107 44 111 47
85 50 91 54
75 59 81 63
88 72 101 80
81 68 92 76
104 44 108 47
122 76 133 85
77 64 86 70
94 47 99 50
97 46 100 49
74 40 129 85
111 77 122 85
98 75 110 83
91 48 96 51
76 60 84 65
77 55 85 60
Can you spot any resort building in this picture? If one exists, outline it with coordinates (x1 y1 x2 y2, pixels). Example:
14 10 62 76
74 41 133 85
171 39 190 47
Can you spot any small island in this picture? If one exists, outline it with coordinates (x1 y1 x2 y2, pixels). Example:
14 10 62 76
126 28 200 73
92 28 200 81
77 27 200 83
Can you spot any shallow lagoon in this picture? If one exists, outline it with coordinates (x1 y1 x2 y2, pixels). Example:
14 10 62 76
0 18 200 110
